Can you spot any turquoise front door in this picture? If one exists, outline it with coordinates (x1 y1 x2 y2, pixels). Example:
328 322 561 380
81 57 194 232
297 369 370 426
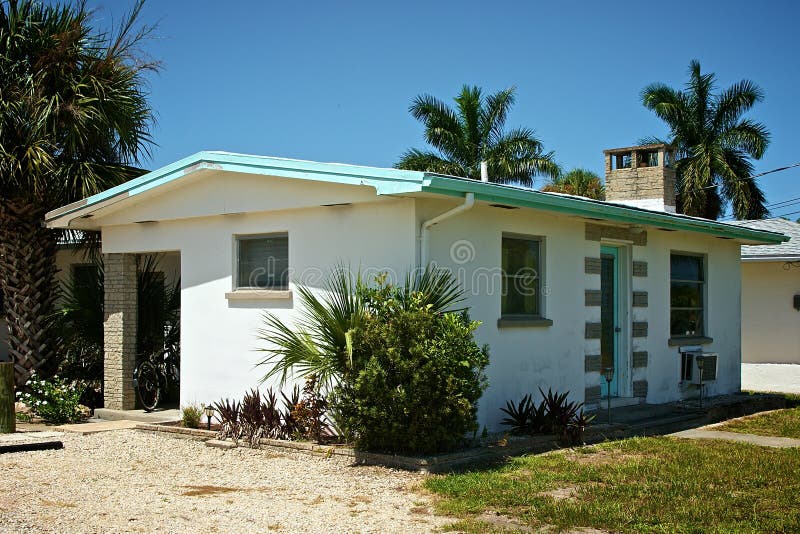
600 246 619 397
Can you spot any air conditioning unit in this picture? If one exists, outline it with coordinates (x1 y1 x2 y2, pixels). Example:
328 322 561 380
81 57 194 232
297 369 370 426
680 352 718 385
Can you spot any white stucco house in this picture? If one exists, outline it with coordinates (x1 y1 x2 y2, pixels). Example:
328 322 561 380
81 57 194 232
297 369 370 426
43 144 786 430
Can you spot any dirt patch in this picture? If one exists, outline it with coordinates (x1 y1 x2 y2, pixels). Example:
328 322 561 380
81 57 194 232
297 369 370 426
567 450 651 466
538 485 580 501
181 485 243 497
477 511 537 532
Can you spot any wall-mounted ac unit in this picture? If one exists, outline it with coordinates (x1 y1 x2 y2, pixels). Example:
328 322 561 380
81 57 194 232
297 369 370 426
680 352 718 385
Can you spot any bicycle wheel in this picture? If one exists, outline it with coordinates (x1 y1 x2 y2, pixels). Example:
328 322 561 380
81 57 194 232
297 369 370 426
135 361 161 411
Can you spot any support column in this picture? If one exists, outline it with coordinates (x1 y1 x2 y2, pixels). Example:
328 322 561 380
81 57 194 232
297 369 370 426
103 253 138 410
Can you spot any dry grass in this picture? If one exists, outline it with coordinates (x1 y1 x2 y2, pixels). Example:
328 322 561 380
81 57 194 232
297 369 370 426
426 436 800 533
716 407 800 439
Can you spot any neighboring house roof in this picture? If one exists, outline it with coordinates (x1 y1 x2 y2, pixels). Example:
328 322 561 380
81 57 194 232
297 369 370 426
728 218 800 260
45 151 787 245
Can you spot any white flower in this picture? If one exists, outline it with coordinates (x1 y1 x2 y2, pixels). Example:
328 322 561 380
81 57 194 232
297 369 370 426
42 401 48 405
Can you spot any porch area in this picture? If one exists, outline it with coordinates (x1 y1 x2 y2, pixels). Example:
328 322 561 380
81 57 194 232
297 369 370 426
102 251 180 411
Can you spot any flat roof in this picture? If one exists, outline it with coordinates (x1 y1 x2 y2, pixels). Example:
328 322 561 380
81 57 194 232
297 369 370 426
603 143 676 155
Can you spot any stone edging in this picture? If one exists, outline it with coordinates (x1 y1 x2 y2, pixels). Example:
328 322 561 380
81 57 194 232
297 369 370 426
134 422 625 473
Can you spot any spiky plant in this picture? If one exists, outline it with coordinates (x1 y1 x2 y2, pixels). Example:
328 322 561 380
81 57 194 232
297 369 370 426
641 60 770 220
0 0 157 386
396 85 560 187
256 265 465 392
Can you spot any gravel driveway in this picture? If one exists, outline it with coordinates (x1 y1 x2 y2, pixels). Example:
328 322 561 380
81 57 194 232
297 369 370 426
0 429 448 533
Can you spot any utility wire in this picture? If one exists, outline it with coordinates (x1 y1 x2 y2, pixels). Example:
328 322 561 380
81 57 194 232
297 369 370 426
696 162 800 191
772 208 800 219
720 195 800 221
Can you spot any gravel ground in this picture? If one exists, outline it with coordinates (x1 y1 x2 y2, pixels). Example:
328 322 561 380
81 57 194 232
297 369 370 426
0 430 449 533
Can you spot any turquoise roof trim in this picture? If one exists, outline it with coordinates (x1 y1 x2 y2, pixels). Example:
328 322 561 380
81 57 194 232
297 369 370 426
45 150 787 245
420 175 787 244
46 151 428 221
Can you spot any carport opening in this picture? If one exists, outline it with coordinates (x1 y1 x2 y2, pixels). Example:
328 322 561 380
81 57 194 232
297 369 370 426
135 252 181 410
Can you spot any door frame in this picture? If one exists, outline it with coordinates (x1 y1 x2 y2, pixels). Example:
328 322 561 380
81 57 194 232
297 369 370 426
599 242 632 398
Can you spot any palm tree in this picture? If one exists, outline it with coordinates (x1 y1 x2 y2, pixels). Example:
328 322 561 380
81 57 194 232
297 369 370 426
396 85 560 187
0 0 156 386
541 168 605 200
641 60 770 220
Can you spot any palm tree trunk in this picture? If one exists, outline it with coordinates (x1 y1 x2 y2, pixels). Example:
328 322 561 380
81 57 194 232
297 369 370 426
0 200 60 388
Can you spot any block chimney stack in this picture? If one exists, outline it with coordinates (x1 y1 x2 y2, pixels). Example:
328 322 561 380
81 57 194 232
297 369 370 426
604 144 677 212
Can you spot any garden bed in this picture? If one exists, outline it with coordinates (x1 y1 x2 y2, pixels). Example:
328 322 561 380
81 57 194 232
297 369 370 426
135 421 628 473
136 393 788 472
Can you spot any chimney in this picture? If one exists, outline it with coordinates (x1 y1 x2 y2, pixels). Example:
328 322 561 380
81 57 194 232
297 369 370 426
604 144 676 212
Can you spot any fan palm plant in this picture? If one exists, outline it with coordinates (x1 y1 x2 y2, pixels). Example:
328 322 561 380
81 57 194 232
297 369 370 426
396 85 560 187
256 265 464 392
641 60 770 220
0 0 156 386
541 168 605 200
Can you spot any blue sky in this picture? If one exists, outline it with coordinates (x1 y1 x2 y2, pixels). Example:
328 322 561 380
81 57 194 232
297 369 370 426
87 0 799 217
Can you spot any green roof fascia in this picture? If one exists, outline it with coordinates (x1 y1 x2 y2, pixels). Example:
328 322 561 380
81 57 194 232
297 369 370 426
47 151 428 222
421 175 787 245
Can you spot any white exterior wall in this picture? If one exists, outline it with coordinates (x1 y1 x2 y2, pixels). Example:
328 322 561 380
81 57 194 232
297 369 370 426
632 230 743 403
420 200 588 430
418 198 743 430
741 261 800 364
100 174 416 405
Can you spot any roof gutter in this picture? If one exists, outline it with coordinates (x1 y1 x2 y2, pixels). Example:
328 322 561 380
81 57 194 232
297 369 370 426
420 193 475 267
421 175 787 245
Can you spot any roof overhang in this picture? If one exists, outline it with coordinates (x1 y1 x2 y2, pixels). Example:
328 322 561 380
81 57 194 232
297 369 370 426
742 255 800 262
45 151 428 229
45 151 788 246
420 175 788 245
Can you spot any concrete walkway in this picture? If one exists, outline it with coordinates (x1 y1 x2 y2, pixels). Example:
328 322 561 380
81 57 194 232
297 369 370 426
56 419 140 434
94 407 180 423
672 428 800 448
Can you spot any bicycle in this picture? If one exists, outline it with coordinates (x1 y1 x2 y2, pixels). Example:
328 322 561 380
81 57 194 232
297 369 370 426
133 345 180 412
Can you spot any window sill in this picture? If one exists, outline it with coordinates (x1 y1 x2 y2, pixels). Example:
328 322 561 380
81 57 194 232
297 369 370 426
225 289 292 300
668 336 713 347
497 316 554 328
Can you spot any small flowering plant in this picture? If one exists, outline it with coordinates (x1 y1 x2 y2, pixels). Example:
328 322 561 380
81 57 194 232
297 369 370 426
17 373 85 424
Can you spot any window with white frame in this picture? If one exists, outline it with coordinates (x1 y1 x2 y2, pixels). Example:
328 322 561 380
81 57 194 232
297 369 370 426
501 235 543 317
235 233 289 290
670 253 705 337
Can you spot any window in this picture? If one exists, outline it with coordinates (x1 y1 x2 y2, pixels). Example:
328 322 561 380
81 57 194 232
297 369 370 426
72 264 101 291
611 153 632 170
501 236 542 317
670 253 705 337
236 234 289 290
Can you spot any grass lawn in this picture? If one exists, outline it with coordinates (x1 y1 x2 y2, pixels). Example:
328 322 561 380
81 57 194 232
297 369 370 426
425 437 800 533
716 407 800 439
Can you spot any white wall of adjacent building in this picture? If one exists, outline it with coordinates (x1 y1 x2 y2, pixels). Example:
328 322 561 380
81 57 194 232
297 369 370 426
740 261 800 364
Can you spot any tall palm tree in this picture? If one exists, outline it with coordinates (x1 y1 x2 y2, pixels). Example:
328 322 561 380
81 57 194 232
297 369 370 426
0 0 156 386
641 60 770 220
541 168 605 200
396 85 560 187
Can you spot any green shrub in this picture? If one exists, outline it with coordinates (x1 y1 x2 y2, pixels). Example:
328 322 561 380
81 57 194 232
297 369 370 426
181 404 203 428
17 373 84 424
333 283 489 454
